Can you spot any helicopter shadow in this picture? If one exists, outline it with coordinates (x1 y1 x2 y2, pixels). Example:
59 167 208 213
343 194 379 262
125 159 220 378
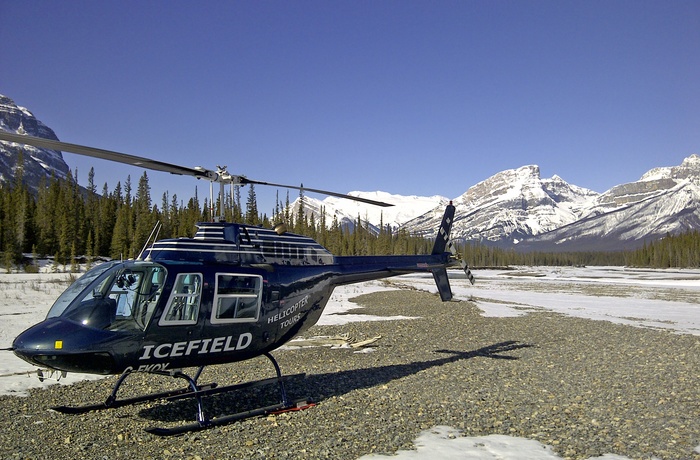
137 341 533 424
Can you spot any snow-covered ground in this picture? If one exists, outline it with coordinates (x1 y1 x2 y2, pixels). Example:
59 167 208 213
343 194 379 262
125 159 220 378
403 266 700 336
1 266 699 459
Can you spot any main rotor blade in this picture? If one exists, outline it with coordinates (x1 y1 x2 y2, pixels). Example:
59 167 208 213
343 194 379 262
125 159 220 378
1 131 394 207
0 131 217 180
239 178 394 207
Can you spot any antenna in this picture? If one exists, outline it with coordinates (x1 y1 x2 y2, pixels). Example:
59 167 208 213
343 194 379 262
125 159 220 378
138 221 163 261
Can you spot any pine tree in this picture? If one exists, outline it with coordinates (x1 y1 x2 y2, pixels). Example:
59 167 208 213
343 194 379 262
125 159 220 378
86 230 94 269
233 186 242 223
318 206 328 248
245 184 259 225
1 150 29 263
96 182 117 256
110 178 133 259
169 194 181 237
57 170 78 264
34 175 59 256
295 186 306 234
284 191 291 226
70 241 79 273
133 172 156 257
160 191 169 231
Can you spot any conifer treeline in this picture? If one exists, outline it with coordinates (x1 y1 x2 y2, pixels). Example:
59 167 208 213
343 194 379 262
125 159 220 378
1 163 698 270
1 162 211 268
458 233 700 269
0 165 431 269
624 231 700 268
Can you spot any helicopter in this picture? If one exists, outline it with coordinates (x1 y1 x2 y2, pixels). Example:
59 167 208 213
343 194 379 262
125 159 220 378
0 130 474 436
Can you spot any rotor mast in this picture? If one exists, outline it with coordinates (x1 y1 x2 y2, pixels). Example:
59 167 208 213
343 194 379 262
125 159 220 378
211 165 233 222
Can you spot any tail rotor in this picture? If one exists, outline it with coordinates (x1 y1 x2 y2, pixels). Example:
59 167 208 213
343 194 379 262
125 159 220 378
447 240 475 285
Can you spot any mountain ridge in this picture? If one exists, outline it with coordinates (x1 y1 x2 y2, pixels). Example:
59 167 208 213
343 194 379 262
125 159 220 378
293 155 699 251
2 93 697 252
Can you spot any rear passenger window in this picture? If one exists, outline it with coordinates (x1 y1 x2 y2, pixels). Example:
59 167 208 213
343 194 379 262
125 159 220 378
212 274 262 323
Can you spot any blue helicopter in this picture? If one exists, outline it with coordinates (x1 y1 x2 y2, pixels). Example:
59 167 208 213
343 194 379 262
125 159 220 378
0 131 474 435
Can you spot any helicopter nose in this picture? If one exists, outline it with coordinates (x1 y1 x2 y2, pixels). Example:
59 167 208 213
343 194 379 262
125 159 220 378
13 318 116 375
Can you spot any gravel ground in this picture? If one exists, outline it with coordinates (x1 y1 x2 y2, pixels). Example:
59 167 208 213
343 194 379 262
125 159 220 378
0 289 698 460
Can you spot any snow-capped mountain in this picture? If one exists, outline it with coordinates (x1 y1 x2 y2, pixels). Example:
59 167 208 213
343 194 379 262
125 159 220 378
579 154 700 219
0 94 70 193
404 165 599 244
517 155 700 251
293 156 700 252
290 191 449 234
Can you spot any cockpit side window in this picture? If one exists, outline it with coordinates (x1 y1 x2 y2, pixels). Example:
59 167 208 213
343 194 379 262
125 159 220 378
107 265 166 331
211 274 262 324
159 273 203 326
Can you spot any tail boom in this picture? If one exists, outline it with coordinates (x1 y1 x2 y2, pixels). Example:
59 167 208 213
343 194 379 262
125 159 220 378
331 204 465 301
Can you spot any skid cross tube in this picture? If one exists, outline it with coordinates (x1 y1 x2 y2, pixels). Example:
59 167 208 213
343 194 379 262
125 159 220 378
146 352 309 436
172 370 207 424
106 365 207 408
166 352 292 431
265 351 291 407
52 365 212 414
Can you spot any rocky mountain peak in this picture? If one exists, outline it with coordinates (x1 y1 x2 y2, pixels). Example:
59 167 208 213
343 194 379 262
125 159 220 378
640 154 700 183
432 165 599 244
582 154 700 215
0 95 71 193
520 155 700 251
681 153 700 166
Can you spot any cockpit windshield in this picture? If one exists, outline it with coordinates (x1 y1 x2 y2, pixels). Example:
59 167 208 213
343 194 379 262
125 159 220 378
48 261 120 319
48 262 167 332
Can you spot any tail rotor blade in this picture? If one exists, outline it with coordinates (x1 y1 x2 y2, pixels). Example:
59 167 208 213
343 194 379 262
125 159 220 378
447 240 475 285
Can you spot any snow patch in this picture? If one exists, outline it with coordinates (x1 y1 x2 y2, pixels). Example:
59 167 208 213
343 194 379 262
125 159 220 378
357 425 634 460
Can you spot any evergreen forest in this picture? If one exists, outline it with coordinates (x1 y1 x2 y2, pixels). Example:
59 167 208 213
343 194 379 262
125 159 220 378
1 162 699 272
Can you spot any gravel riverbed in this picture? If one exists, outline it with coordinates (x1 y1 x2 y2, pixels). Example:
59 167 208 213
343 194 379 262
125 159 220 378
1 289 698 460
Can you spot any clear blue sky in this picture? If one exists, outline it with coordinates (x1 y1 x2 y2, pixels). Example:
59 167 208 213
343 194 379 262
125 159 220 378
1 0 698 213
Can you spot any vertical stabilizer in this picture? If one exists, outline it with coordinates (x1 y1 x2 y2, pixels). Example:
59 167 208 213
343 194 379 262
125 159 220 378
432 203 456 255
431 203 456 300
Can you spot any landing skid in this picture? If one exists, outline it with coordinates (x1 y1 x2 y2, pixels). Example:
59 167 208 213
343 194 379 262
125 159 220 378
51 352 312 435
51 381 218 414
146 399 314 436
